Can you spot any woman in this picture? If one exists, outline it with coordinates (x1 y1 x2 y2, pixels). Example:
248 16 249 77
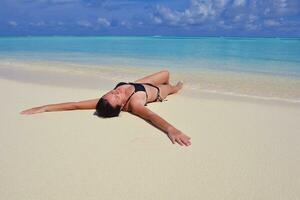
21 70 191 146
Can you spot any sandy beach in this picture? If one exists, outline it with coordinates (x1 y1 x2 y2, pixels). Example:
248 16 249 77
1 68 300 199
1 0 300 197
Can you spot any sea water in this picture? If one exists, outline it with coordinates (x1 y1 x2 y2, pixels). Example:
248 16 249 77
0 36 300 103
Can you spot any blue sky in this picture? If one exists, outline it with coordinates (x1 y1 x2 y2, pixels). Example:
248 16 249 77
0 0 299 36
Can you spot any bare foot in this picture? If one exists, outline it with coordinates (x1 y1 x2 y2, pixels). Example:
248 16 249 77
174 81 183 92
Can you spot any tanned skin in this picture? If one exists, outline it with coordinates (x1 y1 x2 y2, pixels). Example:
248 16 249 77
21 70 191 146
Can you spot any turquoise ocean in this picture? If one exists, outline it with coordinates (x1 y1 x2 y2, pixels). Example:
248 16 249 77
0 36 300 103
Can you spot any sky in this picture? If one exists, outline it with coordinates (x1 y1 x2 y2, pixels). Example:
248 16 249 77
0 0 299 37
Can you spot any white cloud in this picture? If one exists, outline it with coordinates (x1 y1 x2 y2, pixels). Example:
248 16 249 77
77 20 92 27
233 0 246 7
50 0 78 3
8 21 18 26
32 0 80 4
97 17 110 27
27 0 108 7
233 14 243 22
248 14 258 23
271 0 299 15
154 0 222 26
29 21 45 26
218 20 232 29
243 14 260 30
153 16 163 24
151 0 300 33
216 0 230 8
120 21 131 28
155 6 181 25
245 23 259 31
275 0 287 9
189 0 216 18
264 19 281 27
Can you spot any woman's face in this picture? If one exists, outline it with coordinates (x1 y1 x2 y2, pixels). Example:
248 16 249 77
102 89 123 108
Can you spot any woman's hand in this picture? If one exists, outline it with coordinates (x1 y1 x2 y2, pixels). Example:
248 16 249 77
20 106 46 115
167 127 191 146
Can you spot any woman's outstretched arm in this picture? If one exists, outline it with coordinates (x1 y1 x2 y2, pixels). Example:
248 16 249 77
20 98 99 115
130 102 191 146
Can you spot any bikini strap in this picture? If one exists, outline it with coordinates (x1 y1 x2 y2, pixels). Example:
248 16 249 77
114 82 127 89
144 83 164 102
123 90 135 109
129 82 148 105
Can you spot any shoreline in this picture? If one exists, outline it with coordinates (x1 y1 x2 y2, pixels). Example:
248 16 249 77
1 35 300 39
1 59 300 107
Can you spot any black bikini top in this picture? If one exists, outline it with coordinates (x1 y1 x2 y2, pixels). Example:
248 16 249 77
114 82 148 107
114 82 163 108
114 82 146 93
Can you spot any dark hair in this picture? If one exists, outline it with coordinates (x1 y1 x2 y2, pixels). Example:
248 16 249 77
95 98 121 118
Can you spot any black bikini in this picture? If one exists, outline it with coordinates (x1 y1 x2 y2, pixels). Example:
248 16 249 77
114 82 163 106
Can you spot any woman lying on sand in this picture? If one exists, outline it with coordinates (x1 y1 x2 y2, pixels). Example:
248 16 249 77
21 70 191 146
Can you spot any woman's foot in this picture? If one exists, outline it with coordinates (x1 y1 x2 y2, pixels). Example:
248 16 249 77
176 81 183 90
171 81 183 94
175 81 183 92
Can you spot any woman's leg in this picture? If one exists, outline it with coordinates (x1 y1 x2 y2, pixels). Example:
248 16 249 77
135 70 170 86
157 81 183 100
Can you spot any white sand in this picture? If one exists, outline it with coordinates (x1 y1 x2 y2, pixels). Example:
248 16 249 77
1 77 300 200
